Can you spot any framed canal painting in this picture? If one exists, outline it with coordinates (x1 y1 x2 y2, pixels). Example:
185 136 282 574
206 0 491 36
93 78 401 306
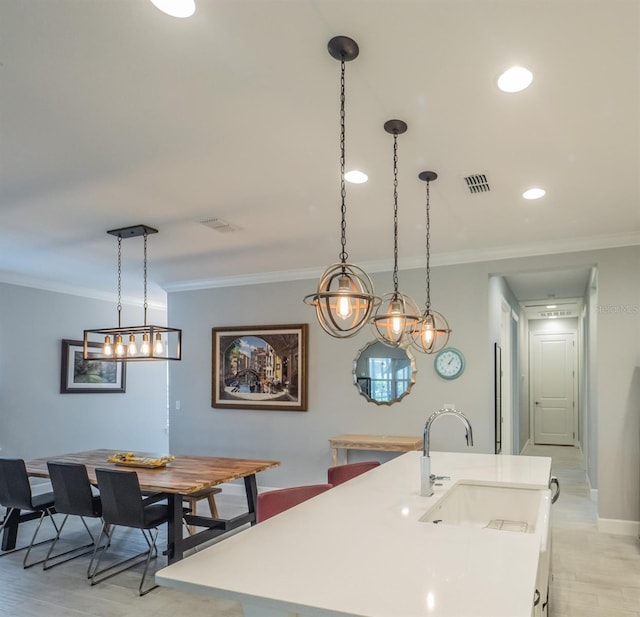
212 324 308 411
60 339 126 393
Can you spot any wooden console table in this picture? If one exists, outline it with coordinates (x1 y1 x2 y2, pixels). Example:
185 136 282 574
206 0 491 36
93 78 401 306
329 434 422 466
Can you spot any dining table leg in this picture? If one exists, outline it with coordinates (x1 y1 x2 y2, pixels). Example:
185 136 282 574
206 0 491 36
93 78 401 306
166 494 184 564
243 474 258 525
1 508 20 551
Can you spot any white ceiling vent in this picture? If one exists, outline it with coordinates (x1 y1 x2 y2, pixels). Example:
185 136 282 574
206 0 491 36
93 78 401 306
199 217 240 233
464 174 491 194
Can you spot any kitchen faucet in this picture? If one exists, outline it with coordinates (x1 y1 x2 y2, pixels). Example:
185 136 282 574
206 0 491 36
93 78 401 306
421 408 474 497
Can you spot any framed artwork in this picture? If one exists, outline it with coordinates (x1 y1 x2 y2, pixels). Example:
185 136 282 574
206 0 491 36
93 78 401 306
212 324 308 411
60 339 126 393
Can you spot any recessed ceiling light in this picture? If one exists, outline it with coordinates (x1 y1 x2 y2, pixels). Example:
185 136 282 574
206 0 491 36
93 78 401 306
150 0 196 17
344 170 368 184
498 66 533 93
546 304 557 309
523 188 546 200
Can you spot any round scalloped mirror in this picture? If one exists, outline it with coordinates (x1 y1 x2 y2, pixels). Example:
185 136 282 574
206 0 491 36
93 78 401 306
352 340 416 405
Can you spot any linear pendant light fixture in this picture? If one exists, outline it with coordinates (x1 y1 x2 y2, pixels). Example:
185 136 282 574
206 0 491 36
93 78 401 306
408 172 451 354
83 225 182 361
304 36 379 338
370 120 420 348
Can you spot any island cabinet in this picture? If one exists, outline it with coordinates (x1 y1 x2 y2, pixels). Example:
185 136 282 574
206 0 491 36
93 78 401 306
157 450 552 617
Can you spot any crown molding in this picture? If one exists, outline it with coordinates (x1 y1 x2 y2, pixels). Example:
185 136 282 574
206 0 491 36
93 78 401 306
163 231 640 292
0 272 167 311
1 231 637 298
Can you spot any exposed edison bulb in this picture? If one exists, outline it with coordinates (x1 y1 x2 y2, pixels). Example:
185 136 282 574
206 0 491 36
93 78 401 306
389 300 403 335
154 332 164 355
103 335 113 357
422 324 435 348
336 275 353 320
127 334 137 356
114 334 125 357
140 333 150 356
337 295 352 319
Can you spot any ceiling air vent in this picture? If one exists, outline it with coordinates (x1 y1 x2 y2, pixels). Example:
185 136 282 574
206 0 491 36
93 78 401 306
464 174 491 194
199 217 240 233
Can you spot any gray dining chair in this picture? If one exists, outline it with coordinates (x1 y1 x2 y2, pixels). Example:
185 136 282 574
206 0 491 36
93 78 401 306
43 461 105 574
91 468 171 595
0 457 59 568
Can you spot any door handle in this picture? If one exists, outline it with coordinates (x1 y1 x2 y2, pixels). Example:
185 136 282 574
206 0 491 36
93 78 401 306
535 401 540 405
549 476 560 504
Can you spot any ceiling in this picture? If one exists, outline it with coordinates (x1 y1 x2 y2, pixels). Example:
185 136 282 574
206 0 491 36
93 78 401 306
1 1 638 306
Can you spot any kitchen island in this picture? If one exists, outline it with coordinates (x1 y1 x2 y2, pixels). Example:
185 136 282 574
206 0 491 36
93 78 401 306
156 450 552 617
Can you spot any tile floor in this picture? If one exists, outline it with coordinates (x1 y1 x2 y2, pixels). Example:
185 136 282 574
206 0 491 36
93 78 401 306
523 444 640 617
0 446 638 616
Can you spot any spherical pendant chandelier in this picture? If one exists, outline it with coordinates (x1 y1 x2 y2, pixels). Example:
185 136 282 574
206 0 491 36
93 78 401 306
408 171 451 354
370 120 421 348
304 36 379 338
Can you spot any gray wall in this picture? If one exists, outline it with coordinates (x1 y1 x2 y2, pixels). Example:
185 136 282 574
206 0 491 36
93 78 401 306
595 246 640 521
168 246 640 525
0 283 169 460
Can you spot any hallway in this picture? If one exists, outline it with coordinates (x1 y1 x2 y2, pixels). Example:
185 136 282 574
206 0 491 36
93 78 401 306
523 444 640 616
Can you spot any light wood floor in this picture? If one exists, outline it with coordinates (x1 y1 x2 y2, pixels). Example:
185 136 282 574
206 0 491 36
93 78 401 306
1 446 638 616
523 444 640 617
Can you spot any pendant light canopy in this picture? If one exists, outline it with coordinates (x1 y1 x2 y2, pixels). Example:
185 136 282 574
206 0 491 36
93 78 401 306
304 36 379 338
370 120 421 348
83 225 182 361
408 172 451 354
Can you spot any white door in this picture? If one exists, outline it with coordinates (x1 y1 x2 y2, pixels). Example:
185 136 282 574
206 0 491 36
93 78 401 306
532 332 576 445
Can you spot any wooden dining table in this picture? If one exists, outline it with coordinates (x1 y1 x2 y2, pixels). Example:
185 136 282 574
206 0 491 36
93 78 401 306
11 449 279 564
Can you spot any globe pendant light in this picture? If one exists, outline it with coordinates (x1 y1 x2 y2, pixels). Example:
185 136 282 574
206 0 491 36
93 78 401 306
408 171 451 354
370 120 421 348
304 36 378 338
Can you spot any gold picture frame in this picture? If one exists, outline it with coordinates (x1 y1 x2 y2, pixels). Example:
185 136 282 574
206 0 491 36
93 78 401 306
212 324 308 411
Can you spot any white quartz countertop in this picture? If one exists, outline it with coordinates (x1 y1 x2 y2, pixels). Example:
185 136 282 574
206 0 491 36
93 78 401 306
156 451 552 617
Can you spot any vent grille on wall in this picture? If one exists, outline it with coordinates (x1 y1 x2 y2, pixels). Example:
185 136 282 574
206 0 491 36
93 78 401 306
538 310 576 318
464 174 491 194
200 218 240 233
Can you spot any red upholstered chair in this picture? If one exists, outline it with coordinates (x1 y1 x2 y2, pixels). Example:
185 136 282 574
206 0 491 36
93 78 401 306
257 484 333 523
327 461 380 486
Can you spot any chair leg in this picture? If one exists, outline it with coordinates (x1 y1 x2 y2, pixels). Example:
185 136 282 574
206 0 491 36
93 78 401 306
43 515 101 571
23 508 60 569
0 507 59 566
91 523 161 595
138 527 160 596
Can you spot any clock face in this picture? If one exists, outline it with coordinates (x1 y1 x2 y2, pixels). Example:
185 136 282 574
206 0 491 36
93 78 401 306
434 348 465 380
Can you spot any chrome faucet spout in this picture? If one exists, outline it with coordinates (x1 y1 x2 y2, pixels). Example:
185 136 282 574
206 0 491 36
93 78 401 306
421 408 474 497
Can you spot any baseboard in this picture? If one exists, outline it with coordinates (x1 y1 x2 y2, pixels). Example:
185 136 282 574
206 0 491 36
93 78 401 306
520 439 531 455
217 481 278 496
598 517 640 537
585 474 598 502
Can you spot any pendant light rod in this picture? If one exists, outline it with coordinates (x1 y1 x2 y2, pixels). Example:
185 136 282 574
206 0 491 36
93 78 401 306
303 36 378 338
384 120 407 296
408 171 451 355
329 36 358 268
370 119 420 348
418 170 437 310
